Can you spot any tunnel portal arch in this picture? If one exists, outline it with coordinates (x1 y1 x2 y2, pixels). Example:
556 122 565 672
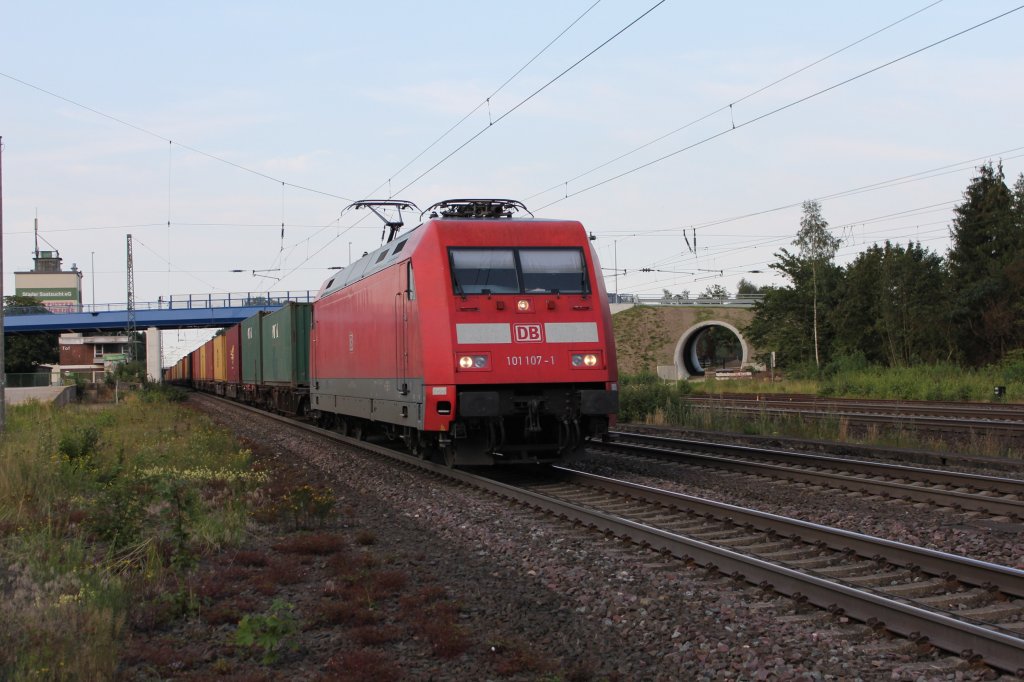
673 320 753 379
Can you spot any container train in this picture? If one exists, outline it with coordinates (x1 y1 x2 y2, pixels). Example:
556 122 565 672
167 198 618 466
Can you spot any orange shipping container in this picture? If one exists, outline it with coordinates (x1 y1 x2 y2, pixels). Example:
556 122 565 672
213 334 228 382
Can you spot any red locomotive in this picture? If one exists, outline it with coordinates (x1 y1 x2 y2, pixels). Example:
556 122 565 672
310 199 618 466
169 199 619 466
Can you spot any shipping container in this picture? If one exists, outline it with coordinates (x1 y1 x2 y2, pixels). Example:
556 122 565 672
224 324 242 384
261 303 312 386
201 338 215 383
241 312 264 385
213 334 228 382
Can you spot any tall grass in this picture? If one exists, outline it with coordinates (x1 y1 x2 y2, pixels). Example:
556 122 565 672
0 391 261 679
618 369 1024 458
818 363 1023 402
666 356 1024 403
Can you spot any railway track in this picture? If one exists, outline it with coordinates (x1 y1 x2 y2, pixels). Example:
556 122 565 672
681 394 1024 442
686 393 1024 420
598 431 1024 518
197 394 1024 676
511 468 1024 676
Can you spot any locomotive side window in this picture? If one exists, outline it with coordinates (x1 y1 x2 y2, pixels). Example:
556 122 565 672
450 249 519 294
520 248 588 294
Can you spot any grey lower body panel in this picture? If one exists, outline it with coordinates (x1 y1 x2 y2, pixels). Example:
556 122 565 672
312 376 425 429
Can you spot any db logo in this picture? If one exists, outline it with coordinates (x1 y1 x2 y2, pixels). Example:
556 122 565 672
513 323 544 343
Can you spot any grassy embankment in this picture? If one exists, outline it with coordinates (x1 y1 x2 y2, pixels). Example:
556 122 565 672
0 391 513 680
0 387 262 679
692 361 1024 402
619 360 1024 458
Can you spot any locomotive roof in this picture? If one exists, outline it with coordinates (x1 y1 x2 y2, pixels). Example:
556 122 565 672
315 212 584 301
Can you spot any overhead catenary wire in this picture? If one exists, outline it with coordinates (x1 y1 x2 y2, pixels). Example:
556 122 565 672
247 1 661 288
389 0 669 198
533 5 1024 211
586 146 1024 257
0 70 355 203
525 0 947 202
617 209 985 296
363 0 605 200
130 235 226 292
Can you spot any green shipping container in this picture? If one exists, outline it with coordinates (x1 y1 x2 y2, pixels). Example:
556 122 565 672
241 312 264 385
261 303 312 386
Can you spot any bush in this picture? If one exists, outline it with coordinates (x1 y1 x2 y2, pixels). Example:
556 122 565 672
782 360 822 381
620 372 662 387
822 351 869 378
58 426 100 468
998 349 1024 383
140 383 187 403
234 599 299 664
614 374 688 421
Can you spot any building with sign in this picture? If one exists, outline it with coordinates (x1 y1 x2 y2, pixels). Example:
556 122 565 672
14 250 83 312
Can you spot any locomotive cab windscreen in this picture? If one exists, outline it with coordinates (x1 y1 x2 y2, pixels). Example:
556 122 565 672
449 247 590 295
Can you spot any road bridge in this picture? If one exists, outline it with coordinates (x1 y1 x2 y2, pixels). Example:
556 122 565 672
2 291 317 333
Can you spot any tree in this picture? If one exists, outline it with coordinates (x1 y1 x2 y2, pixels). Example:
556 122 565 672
793 200 841 368
699 284 728 299
3 295 59 374
833 242 951 366
947 162 1023 364
735 278 763 296
745 249 841 369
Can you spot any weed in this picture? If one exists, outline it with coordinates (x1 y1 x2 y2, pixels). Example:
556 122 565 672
1 397 264 676
281 484 335 529
58 426 101 470
88 477 146 548
325 650 400 682
370 570 408 595
202 597 257 626
232 550 269 567
422 619 471 658
264 556 306 585
354 530 377 546
489 638 555 676
272 532 346 555
352 624 404 645
234 599 300 664
314 601 381 627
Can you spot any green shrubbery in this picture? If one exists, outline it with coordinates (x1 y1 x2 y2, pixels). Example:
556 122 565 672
0 392 261 678
817 362 1022 401
618 374 691 423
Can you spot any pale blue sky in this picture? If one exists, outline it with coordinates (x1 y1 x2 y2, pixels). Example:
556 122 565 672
2 0 1022 321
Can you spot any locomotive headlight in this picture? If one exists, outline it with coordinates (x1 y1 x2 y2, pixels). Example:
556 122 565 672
516 299 531 312
458 354 490 370
571 352 600 368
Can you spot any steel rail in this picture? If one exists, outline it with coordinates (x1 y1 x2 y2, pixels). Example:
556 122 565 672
602 433 1024 517
682 394 1024 416
196 395 1024 675
689 402 1024 429
547 467 1024 598
611 431 1024 493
